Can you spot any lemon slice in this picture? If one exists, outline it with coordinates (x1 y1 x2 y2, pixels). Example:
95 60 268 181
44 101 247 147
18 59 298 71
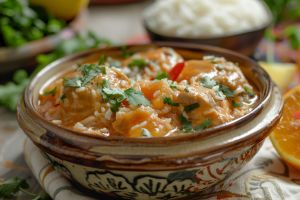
258 61 297 90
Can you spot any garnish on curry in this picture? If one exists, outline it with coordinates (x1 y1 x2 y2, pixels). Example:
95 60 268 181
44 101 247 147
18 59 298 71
38 47 259 137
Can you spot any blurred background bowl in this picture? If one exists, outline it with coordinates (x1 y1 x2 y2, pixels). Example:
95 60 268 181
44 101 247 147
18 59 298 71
143 1 273 57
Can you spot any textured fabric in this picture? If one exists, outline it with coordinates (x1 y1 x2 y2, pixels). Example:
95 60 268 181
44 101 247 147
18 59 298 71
24 137 300 200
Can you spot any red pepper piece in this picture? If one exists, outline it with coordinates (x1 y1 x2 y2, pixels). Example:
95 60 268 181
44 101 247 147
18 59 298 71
294 111 300 119
168 62 185 81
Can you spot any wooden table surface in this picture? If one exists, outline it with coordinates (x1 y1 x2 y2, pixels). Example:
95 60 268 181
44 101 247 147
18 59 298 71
0 1 153 199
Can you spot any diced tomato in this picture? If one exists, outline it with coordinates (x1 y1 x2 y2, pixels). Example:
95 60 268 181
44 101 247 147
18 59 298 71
168 62 185 81
54 104 60 107
122 99 130 106
294 111 300 119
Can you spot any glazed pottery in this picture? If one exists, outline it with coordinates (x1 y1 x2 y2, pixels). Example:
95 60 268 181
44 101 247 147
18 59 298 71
17 43 284 200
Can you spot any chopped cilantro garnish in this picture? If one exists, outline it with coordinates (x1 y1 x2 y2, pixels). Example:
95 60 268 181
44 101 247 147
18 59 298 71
80 64 103 86
244 84 254 96
219 84 235 98
142 129 153 137
155 72 169 80
179 114 192 131
216 90 226 98
98 55 105 65
232 100 244 107
62 77 68 82
216 64 224 70
167 80 178 90
125 88 151 106
43 86 57 97
119 45 135 58
195 118 212 131
64 76 82 87
97 79 150 112
102 67 107 75
128 59 147 71
166 51 172 56
162 95 180 107
184 103 200 113
59 94 67 103
210 60 218 64
185 87 189 92
109 60 122 68
200 76 217 89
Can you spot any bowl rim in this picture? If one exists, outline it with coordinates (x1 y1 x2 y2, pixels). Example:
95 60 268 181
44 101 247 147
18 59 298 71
24 42 272 145
143 1 273 40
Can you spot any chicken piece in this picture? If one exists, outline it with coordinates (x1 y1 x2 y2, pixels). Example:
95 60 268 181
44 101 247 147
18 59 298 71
59 66 130 125
178 84 232 127
176 60 248 91
112 106 174 137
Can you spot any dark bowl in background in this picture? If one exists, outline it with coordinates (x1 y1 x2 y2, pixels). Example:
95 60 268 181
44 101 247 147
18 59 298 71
143 1 273 57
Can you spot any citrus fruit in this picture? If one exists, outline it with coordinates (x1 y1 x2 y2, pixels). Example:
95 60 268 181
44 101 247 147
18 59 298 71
270 85 300 170
259 61 297 90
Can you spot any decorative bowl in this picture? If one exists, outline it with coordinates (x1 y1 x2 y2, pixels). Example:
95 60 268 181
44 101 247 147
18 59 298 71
143 2 273 57
16 42 283 200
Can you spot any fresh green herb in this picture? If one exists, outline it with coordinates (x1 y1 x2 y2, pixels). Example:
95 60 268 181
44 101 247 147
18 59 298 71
79 64 103 86
166 51 172 56
185 87 189 92
195 118 212 131
43 86 57 97
133 105 141 110
102 67 107 75
216 90 226 99
0 176 52 199
216 64 224 70
219 84 235 98
128 59 147 71
184 103 200 113
210 60 218 64
98 55 105 65
155 72 169 80
142 129 153 137
200 76 217 89
167 80 178 90
179 114 193 131
98 80 150 112
232 100 244 107
64 76 82 88
235 62 239 66
118 45 135 58
124 88 151 106
59 94 66 103
244 84 254 96
62 77 68 82
162 95 180 107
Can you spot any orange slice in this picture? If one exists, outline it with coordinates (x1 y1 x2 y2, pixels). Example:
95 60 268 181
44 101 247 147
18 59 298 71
270 85 300 170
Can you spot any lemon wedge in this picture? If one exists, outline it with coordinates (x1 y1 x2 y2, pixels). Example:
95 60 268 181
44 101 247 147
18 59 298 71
258 61 297 90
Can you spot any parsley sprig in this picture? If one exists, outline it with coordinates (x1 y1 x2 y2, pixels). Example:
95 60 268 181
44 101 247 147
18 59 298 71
200 76 217 89
219 84 235 98
184 103 199 113
43 86 57 97
179 114 192 131
0 176 52 200
98 79 151 112
195 118 212 131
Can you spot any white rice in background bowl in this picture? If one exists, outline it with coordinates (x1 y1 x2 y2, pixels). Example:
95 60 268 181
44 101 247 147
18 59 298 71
144 0 271 38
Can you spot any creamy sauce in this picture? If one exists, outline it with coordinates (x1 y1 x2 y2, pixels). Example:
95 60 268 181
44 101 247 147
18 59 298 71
38 48 259 137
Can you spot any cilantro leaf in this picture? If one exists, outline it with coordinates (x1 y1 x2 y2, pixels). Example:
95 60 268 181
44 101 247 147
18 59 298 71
98 55 105 65
185 87 189 92
64 76 82 87
109 60 122 68
167 80 178 90
184 103 200 113
179 114 192 131
128 59 147 71
142 129 153 137
232 100 244 107
111 102 121 113
219 84 235 98
155 72 169 80
76 64 89 71
102 67 107 75
195 118 212 131
119 45 135 58
59 94 66 103
0 176 29 198
216 90 226 98
244 84 254 96
80 64 103 86
103 87 126 102
43 86 57 96
216 64 224 70
162 95 180 107
210 60 218 64
200 76 217 89
101 79 110 87
124 88 151 106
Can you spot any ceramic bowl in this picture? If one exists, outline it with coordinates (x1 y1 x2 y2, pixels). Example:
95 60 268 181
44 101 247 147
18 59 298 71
17 42 283 200
143 2 273 56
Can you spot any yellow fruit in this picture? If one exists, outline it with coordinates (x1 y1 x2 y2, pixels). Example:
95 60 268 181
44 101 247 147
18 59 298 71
29 0 89 20
259 61 297 90
270 85 300 170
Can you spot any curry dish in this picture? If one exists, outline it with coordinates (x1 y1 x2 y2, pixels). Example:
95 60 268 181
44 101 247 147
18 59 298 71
38 47 259 137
